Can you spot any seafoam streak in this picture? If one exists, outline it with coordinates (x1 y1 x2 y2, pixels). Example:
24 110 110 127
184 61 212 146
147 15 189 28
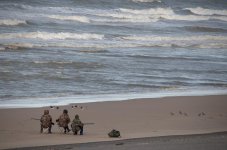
122 35 227 42
186 7 227 16
0 19 27 26
0 31 104 40
47 15 90 23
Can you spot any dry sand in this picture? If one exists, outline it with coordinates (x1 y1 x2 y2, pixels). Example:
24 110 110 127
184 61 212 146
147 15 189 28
0 95 227 149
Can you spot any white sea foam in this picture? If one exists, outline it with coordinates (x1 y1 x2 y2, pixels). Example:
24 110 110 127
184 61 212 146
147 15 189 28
0 31 104 40
119 8 174 15
0 19 27 26
3 43 34 50
161 14 227 22
132 0 161 3
186 7 227 16
47 15 90 23
122 35 227 42
0 47 5 50
94 8 174 23
94 8 227 23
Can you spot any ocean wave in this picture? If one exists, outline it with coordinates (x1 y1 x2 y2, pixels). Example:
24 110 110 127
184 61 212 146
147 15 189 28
120 8 227 22
32 61 103 69
0 19 27 26
2 40 227 51
121 35 227 42
93 8 227 23
0 31 104 40
94 8 173 23
47 15 90 23
182 26 227 32
160 14 227 22
2 43 34 50
185 7 227 16
131 0 161 3
119 8 174 15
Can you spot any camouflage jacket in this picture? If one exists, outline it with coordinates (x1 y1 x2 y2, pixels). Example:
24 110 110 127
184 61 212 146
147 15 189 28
40 114 52 128
71 118 83 132
58 114 70 127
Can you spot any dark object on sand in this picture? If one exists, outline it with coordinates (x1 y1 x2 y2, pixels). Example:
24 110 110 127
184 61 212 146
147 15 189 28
115 142 124 146
108 129 121 138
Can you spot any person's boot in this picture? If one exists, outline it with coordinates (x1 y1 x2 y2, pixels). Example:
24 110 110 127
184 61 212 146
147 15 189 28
40 126 43 133
67 126 71 132
80 127 83 135
64 127 67 134
48 127 52 134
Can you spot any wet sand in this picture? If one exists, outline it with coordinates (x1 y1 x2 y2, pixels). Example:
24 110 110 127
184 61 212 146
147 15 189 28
10 131 227 150
0 95 227 149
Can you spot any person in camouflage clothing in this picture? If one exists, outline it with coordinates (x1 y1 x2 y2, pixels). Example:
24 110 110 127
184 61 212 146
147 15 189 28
71 114 84 135
56 109 71 133
40 110 53 134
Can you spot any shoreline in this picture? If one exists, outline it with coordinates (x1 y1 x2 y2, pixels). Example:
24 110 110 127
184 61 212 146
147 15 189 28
0 95 227 149
1 89 227 109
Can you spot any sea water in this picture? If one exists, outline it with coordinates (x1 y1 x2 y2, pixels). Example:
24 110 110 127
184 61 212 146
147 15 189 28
0 0 227 107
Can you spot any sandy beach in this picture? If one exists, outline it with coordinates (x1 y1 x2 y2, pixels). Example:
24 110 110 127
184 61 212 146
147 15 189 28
0 95 227 149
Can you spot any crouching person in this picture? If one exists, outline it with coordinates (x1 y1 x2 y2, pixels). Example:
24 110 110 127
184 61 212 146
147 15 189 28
71 114 84 135
40 110 53 134
56 109 71 134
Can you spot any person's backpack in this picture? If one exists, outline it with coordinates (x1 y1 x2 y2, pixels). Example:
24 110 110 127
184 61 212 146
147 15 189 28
108 129 121 138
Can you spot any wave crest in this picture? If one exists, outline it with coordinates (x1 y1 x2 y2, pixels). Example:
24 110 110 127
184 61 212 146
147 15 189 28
0 19 27 26
0 32 104 40
122 35 227 42
186 7 227 16
132 0 161 3
47 15 90 23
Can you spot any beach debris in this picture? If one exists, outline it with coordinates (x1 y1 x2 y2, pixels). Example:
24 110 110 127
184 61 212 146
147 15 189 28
49 106 59 109
184 113 188 116
115 142 124 146
170 112 175 116
198 112 206 117
179 111 183 115
201 112 206 116
71 105 87 110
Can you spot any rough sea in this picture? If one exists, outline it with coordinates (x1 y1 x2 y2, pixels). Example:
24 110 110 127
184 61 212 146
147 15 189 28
0 0 227 107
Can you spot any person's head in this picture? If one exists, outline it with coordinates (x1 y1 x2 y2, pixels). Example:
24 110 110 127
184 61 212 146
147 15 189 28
44 110 49 115
75 114 79 119
63 109 68 114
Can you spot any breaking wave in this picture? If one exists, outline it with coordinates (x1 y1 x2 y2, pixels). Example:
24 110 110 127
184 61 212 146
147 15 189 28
0 31 104 40
2 43 34 50
122 35 227 42
0 19 27 26
94 8 227 22
47 15 90 23
131 0 161 3
182 26 227 32
119 8 174 15
186 7 227 16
